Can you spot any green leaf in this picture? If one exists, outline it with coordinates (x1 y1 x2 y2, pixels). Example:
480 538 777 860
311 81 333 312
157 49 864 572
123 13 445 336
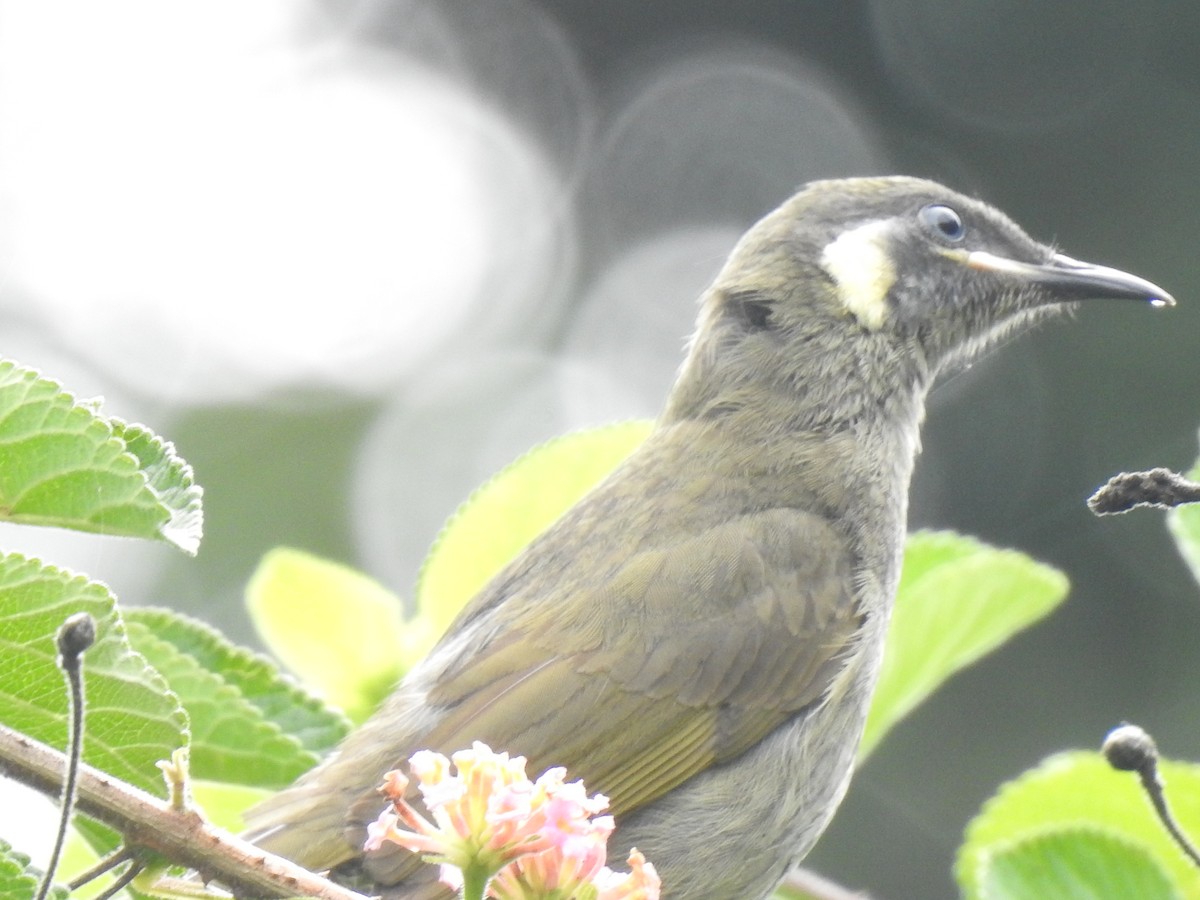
979 827 1178 900
126 607 348 757
958 752 1200 900
858 531 1068 761
0 360 202 553
124 608 349 788
0 838 68 900
416 420 653 635
1167 437 1200 586
246 547 417 722
0 552 187 795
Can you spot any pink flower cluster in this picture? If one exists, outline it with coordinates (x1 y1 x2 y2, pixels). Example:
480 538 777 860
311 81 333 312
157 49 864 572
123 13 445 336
364 741 660 900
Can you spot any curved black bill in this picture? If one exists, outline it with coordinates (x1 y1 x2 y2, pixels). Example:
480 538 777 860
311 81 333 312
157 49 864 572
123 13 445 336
966 251 1176 307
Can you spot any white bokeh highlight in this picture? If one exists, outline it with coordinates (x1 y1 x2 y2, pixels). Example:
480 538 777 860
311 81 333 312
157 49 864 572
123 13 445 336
0 1 569 402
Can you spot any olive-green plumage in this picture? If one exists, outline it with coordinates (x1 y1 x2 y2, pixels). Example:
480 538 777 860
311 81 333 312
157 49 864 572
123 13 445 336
244 177 1172 899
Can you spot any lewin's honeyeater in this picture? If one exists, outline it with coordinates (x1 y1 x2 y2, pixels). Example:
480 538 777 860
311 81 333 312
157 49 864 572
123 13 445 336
245 176 1174 899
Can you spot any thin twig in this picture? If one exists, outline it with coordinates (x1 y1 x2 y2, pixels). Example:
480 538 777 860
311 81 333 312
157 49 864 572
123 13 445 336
90 860 144 900
67 847 136 890
1103 723 1200 869
1088 468 1200 515
1141 770 1200 869
776 866 874 899
36 612 96 900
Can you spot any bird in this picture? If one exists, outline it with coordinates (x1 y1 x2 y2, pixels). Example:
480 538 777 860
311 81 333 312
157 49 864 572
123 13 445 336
243 176 1174 899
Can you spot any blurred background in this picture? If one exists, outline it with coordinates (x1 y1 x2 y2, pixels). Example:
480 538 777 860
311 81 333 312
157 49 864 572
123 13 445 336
1 1 1197 896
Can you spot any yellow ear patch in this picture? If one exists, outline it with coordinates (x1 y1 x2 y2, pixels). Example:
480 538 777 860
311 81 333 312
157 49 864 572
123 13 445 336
820 220 896 330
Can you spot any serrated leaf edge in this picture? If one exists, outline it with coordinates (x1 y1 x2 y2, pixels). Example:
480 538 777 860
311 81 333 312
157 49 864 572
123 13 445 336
112 419 204 555
973 823 1177 900
0 359 202 554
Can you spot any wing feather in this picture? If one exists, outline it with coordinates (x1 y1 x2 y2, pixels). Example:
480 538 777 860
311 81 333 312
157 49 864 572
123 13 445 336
354 507 860 886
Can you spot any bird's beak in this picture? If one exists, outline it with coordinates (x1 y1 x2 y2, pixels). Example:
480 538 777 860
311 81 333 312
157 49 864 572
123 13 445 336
959 250 1176 307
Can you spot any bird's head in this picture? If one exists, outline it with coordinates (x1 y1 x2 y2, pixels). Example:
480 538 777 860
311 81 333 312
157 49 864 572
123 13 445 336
665 176 1173 430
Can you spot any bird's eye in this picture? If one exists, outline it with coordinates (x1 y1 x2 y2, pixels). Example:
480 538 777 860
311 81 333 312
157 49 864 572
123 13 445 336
919 204 965 243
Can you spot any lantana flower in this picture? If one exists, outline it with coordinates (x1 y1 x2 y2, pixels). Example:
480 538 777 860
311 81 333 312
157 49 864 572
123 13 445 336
364 741 661 900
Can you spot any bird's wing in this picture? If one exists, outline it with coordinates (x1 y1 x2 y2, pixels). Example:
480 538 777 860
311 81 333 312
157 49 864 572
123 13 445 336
354 506 860 886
